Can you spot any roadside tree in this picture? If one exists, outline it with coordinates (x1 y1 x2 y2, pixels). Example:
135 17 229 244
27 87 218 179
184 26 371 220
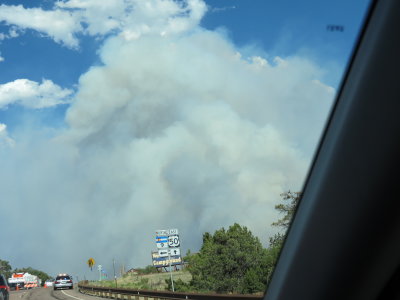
264 191 301 283
188 223 269 294
0 260 12 279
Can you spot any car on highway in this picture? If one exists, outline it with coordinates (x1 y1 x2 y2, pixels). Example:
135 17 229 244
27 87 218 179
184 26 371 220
53 274 73 290
44 279 54 287
0 274 9 300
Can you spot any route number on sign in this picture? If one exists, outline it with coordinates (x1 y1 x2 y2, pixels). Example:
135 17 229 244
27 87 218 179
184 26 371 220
157 242 168 249
168 229 179 235
168 235 180 247
156 235 168 249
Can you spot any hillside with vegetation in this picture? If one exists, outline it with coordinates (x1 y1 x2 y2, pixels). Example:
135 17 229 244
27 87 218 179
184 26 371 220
93 269 191 290
91 191 299 295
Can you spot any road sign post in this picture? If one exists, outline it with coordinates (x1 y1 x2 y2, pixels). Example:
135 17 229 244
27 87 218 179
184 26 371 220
155 228 180 292
168 250 175 292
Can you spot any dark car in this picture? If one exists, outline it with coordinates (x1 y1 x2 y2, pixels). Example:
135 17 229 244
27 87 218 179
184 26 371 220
0 274 9 300
53 274 73 290
6 283 16 292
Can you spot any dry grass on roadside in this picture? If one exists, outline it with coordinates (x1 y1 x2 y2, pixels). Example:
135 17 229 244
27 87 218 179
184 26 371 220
92 270 192 291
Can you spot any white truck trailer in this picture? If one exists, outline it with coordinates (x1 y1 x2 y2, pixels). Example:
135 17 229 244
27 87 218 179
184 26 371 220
8 273 40 289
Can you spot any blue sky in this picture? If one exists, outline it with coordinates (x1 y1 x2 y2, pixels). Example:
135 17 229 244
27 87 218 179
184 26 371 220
0 0 370 278
0 0 370 132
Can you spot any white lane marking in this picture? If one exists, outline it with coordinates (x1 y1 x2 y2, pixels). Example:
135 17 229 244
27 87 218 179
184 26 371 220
18 290 29 298
61 290 85 300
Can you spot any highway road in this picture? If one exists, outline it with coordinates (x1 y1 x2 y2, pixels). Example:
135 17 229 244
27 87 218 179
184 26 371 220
9 287 103 300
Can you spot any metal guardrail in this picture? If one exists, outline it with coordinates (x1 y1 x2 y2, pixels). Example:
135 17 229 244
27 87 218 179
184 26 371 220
78 283 264 300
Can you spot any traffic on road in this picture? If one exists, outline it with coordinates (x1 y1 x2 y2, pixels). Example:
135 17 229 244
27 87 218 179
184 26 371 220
9 287 104 300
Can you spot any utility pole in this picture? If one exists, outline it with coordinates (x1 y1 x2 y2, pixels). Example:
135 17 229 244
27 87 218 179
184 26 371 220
98 265 102 281
113 259 117 288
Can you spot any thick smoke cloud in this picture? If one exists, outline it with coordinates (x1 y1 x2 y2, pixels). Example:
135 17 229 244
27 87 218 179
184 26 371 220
0 124 14 147
0 2 334 278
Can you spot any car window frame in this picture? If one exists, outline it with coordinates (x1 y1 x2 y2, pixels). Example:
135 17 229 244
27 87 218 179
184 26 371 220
264 0 400 299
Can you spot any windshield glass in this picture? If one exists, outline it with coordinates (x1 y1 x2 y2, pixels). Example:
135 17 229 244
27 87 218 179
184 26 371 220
56 276 70 281
0 0 371 295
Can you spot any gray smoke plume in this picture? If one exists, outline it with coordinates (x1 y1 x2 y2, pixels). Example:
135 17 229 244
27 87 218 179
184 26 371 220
0 4 334 279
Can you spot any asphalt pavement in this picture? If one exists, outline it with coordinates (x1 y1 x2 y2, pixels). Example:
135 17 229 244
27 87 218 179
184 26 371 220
9 287 104 300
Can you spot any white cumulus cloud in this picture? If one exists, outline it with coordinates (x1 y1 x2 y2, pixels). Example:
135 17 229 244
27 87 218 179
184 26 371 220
0 0 207 48
0 4 82 48
0 79 73 109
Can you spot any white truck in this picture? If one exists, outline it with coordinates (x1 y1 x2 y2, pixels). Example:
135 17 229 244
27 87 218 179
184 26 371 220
8 273 41 289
